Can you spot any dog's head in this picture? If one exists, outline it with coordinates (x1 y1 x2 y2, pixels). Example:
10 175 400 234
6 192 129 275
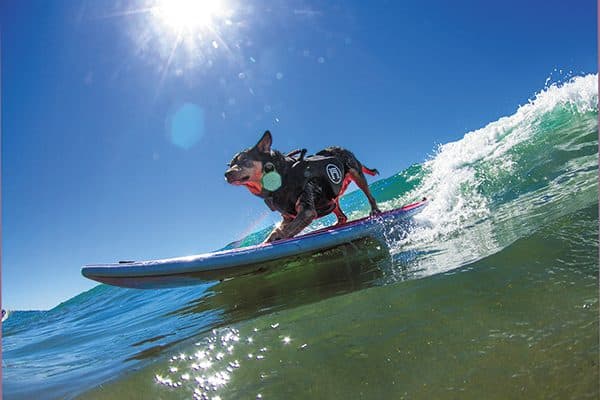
225 130 278 195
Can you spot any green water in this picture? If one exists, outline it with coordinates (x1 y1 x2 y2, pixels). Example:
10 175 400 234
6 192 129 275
81 205 598 399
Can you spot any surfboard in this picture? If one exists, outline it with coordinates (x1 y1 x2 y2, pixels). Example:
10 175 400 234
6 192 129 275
81 199 427 289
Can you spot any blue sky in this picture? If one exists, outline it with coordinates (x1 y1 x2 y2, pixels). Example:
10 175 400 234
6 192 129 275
1 0 596 310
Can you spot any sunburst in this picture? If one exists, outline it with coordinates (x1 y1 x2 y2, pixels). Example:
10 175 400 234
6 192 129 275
151 0 229 34
112 0 238 94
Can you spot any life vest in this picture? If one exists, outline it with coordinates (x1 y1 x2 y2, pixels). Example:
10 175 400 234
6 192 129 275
263 155 345 217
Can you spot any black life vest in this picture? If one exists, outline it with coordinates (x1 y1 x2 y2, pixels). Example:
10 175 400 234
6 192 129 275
263 155 345 218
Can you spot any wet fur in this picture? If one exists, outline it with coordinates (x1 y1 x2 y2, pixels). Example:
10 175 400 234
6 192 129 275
225 131 381 243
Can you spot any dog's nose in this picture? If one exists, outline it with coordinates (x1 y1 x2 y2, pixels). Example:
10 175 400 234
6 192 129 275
225 165 240 175
224 168 237 182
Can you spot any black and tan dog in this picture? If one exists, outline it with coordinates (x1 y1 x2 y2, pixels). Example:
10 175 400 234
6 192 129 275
225 131 381 243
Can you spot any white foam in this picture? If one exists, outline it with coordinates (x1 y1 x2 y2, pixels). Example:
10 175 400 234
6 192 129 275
387 74 598 271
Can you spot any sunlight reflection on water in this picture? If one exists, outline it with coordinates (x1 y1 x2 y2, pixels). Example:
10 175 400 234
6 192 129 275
155 324 297 400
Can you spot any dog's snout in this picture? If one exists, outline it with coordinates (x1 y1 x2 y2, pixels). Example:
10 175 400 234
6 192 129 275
224 166 237 177
224 166 241 183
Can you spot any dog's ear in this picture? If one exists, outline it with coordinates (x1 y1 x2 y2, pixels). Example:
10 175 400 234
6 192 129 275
255 130 272 153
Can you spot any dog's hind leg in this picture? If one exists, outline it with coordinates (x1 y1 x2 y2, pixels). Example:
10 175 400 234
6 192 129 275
332 174 353 225
332 199 348 225
348 168 381 216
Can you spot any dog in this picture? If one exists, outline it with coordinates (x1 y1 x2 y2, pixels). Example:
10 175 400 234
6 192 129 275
225 130 381 243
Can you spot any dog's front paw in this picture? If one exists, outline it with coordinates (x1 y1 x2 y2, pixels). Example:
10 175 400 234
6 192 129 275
369 207 382 217
263 236 276 244
264 232 283 244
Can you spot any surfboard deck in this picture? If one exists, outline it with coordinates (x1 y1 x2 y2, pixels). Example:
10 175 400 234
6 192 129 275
81 199 427 289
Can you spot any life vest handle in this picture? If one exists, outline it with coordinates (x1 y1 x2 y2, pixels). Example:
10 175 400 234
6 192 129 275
286 148 307 160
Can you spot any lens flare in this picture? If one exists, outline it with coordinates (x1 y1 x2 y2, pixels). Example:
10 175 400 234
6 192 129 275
168 103 205 150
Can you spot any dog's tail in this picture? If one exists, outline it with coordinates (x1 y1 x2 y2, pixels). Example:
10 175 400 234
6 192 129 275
362 165 379 176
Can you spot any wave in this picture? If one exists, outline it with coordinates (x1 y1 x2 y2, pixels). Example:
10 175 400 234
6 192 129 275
380 74 598 277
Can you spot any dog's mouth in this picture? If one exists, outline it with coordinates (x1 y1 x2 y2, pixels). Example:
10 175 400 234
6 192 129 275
227 174 251 185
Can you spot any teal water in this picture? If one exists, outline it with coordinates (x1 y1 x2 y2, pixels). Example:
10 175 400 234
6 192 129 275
2 74 598 399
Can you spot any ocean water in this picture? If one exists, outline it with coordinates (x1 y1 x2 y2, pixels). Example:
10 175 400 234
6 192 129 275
2 74 598 399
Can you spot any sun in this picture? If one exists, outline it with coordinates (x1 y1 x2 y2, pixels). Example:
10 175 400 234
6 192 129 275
151 0 228 33
122 0 238 87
